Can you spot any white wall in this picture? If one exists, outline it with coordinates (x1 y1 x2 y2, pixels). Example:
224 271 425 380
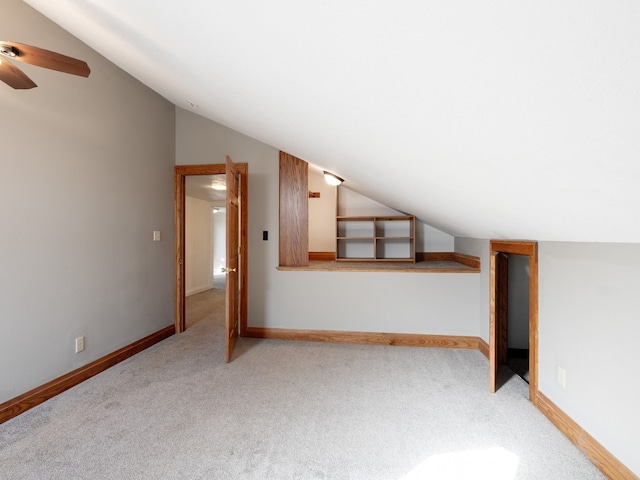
418 223 455 252
538 242 640 475
263 272 480 335
185 196 213 295
0 0 175 403
308 169 336 252
213 208 227 274
175 110 481 337
338 186 401 217
455 238 491 341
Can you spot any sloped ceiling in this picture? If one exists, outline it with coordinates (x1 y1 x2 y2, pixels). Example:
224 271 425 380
21 0 640 242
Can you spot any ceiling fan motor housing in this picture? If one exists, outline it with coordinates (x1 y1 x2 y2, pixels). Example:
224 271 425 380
0 44 20 57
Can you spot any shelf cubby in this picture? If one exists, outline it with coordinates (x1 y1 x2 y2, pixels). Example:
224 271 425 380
336 215 415 262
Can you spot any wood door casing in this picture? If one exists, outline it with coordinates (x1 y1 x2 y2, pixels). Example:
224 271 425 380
489 253 497 393
174 163 248 341
489 241 538 401
496 252 509 366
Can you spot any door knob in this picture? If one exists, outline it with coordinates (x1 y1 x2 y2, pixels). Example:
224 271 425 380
221 267 237 273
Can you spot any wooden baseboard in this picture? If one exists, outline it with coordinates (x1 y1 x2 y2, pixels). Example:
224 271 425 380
416 252 481 269
535 392 638 480
309 251 336 261
245 327 483 350
478 337 490 359
0 325 175 425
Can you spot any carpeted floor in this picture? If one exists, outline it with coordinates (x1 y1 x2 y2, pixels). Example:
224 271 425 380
0 284 605 480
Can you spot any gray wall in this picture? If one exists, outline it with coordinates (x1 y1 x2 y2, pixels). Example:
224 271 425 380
175 109 482 336
539 242 640 475
0 0 175 403
454 238 491 341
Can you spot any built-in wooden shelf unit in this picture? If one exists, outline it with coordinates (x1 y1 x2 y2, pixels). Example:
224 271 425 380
336 215 416 262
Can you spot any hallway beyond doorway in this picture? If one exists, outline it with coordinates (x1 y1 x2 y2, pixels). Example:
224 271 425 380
185 274 226 329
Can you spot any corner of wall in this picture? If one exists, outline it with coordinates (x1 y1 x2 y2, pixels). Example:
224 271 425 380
455 237 490 342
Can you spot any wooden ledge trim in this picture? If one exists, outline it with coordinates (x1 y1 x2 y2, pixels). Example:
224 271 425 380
535 392 637 480
416 252 481 269
0 325 175 425
417 252 449 262
245 327 484 350
453 252 481 269
309 251 336 261
277 265 477 273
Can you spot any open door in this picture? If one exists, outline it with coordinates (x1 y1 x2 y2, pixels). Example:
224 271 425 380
489 241 538 401
224 155 240 362
489 251 509 392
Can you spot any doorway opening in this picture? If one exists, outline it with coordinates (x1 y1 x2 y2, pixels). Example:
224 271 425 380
184 175 227 329
490 241 538 402
175 163 248 336
505 254 530 383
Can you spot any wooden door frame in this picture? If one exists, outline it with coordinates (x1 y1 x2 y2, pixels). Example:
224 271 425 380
490 240 538 402
175 164 248 334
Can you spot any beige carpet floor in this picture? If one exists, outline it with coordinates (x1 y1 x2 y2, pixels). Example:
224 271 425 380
0 281 605 479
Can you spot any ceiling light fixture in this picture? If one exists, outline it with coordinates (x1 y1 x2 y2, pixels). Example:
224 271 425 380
323 171 344 186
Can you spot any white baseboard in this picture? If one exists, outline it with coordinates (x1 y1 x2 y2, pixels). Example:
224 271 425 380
186 285 212 297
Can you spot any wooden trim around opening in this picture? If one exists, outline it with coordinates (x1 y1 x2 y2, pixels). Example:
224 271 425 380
536 393 638 480
453 252 482 269
309 251 336 261
489 240 538 401
279 152 309 267
245 327 484 350
0 325 175 425
175 164 249 335
416 252 481 269
478 337 490 359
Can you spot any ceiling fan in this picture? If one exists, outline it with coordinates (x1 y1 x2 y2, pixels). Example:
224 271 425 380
0 41 90 90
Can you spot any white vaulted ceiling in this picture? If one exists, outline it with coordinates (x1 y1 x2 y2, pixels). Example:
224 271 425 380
22 0 640 242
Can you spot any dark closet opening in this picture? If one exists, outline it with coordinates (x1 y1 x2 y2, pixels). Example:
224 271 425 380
506 254 530 383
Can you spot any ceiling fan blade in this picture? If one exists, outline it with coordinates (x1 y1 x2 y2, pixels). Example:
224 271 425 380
0 41 90 77
0 58 37 89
